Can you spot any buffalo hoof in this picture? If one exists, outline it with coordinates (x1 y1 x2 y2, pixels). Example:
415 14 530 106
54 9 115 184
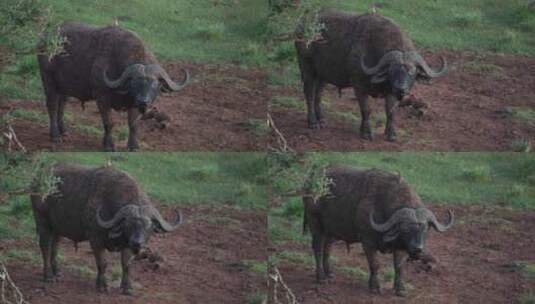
43 275 57 283
370 288 381 295
360 132 373 141
318 120 327 128
50 136 62 144
127 143 139 152
103 145 116 152
97 285 109 293
386 132 397 142
121 288 134 296
395 288 407 297
308 122 322 130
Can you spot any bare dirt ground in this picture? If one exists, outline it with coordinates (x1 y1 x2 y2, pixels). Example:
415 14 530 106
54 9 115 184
269 51 535 151
0 62 267 151
1 204 266 304
271 205 535 304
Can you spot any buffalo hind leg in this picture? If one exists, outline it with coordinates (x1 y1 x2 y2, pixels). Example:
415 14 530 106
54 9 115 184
312 234 327 283
92 247 108 293
97 101 115 151
363 244 381 294
355 90 373 140
384 95 399 142
393 250 407 297
127 108 140 151
120 249 134 295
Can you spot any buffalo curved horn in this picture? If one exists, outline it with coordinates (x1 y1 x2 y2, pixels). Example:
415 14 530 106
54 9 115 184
360 50 404 75
147 205 182 233
408 52 447 78
369 208 416 232
424 208 454 232
96 204 140 229
146 64 190 92
103 64 146 88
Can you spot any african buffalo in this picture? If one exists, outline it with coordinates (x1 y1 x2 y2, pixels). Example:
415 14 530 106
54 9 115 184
30 164 182 294
37 22 190 151
303 165 453 296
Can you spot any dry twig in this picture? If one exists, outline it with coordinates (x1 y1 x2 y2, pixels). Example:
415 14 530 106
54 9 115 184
0 263 28 304
268 263 297 304
267 112 294 153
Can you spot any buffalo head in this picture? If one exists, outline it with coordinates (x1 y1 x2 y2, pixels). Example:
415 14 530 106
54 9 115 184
361 51 447 100
96 204 182 254
370 207 453 259
103 64 190 113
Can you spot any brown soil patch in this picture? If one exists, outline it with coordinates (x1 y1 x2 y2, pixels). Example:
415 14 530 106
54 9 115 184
2 204 266 304
0 62 267 151
269 51 535 151
272 205 535 303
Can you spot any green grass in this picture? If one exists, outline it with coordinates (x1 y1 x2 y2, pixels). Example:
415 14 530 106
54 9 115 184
270 95 304 111
340 266 368 281
520 290 535 304
242 119 270 137
514 261 535 279
318 0 535 55
246 292 267 304
239 260 267 275
509 106 535 127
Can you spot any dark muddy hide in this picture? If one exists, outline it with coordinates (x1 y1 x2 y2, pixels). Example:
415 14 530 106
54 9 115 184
31 164 182 295
303 166 453 297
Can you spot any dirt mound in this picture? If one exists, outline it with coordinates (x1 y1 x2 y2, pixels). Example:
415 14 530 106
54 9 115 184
269 51 535 151
3 204 266 304
0 62 267 151
273 205 535 303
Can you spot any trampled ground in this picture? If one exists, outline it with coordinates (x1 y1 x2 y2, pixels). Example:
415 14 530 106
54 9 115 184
271 204 535 304
0 62 267 152
1 204 266 304
269 51 535 151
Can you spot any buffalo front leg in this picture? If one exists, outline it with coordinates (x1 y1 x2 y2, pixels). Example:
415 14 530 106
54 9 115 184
92 247 108 293
97 101 115 151
127 108 140 151
57 96 68 136
393 250 407 297
355 91 372 140
38 232 55 282
322 237 334 279
45 93 61 143
363 244 381 294
303 77 319 129
384 95 399 142
312 234 327 283
50 234 61 278
314 81 326 128
120 249 134 295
